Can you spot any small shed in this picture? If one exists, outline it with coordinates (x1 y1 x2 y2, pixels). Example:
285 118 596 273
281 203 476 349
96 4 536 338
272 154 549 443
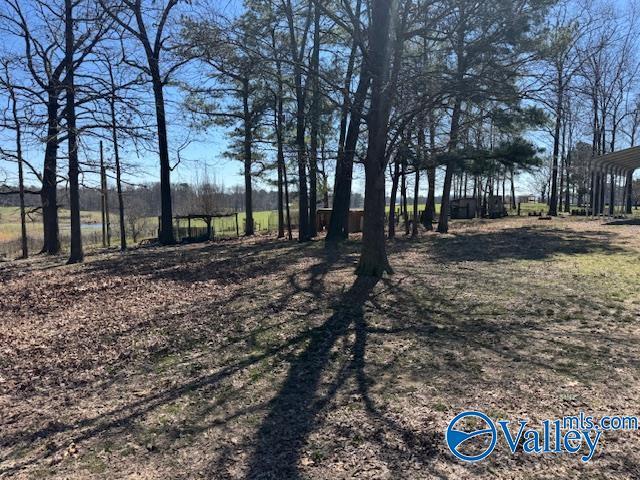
450 198 477 219
316 208 365 233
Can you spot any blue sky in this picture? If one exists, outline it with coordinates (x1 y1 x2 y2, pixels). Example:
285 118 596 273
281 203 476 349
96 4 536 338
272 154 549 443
1 0 638 201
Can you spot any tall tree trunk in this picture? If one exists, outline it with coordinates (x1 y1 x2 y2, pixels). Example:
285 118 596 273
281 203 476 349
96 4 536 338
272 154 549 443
149 63 174 245
321 140 329 207
326 70 371 243
437 97 462 233
423 166 435 230
558 154 565 212
510 167 516 210
324 0 361 243
295 104 309 241
564 149 571 213
412 167 419 237
464 172 468 197
388 157 400 239
283 162 293 240
284 0 311 242
242 79 254 236
308 3 320 237
548 81 563 216
65 0 83 264
401 157 408 235
41 88 60 255
275 99 285 238
9 87 28 258
356 0 396 277
108 68 126 250
272 36 287 239
422 115 436 229
100 141 108 247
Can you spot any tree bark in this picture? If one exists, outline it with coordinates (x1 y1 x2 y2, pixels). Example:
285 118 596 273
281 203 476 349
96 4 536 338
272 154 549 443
100 141 109 247
356 0 396 277
150 66 175 245
412 167 419 237
283 0 311 242
422 114 436 229
437 97 462 234
401 157 408 235
242 78 254 236
388 158 400 239
41 88 60 255
283 160 293 240
548 79 563 216
275 98 285 238
65 0 83 264
308 2 321 237
107 65 127 250
325 70 371 243
9 84 28 258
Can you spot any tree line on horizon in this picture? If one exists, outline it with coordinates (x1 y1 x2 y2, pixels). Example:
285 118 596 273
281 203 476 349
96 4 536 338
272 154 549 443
0 0 639 275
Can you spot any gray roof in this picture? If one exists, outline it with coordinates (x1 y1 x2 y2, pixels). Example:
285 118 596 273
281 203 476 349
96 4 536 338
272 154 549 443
592 146 640 171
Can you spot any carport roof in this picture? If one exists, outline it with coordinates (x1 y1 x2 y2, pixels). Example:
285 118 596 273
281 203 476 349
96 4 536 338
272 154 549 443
592 146 640 171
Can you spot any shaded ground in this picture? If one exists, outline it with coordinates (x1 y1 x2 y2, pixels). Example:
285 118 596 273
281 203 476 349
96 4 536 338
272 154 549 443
1 217 640 479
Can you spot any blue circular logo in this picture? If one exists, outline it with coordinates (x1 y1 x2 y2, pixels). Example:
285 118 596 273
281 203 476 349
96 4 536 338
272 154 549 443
446 411 497 462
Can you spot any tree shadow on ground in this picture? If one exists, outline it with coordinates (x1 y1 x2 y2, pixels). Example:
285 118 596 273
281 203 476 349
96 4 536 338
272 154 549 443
3 225 637 478
80 237 315 286
427 226 625 263
0 242 372 477
243 275 378 479
604 218 640 226
242 273 440 480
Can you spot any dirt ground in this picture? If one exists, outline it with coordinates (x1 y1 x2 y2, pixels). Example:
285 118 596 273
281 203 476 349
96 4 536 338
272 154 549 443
1 216 640 479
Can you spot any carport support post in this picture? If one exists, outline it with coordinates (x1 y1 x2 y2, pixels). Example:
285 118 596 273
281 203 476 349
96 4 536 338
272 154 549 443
615 168 620 216
626 170 634 214
594 169 600 217
616 170 619 215
609 166 615 217
621 169 626 214
599 167 606 215
620 170 627 215
617 169 623 216
589 163 595 218
621 169 625 214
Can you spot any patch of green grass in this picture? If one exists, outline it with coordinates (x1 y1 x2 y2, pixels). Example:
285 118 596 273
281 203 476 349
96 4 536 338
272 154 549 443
30 467 55 479
433 402 448 412
152 352 183 373
80 451 107 474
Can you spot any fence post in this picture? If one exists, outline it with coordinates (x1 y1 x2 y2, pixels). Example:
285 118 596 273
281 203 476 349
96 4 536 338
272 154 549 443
235 213 239 237
517 202 521 216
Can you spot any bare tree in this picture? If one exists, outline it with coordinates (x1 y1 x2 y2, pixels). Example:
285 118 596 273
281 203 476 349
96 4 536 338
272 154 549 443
101 0 191 245
0 58 29 258
1 0 108 254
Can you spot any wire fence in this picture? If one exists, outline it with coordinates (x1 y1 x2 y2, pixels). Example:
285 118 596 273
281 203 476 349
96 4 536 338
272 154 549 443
0 230 105 259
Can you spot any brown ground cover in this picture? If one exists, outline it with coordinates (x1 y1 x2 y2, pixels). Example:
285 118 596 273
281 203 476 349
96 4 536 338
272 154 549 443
1 216 640 479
